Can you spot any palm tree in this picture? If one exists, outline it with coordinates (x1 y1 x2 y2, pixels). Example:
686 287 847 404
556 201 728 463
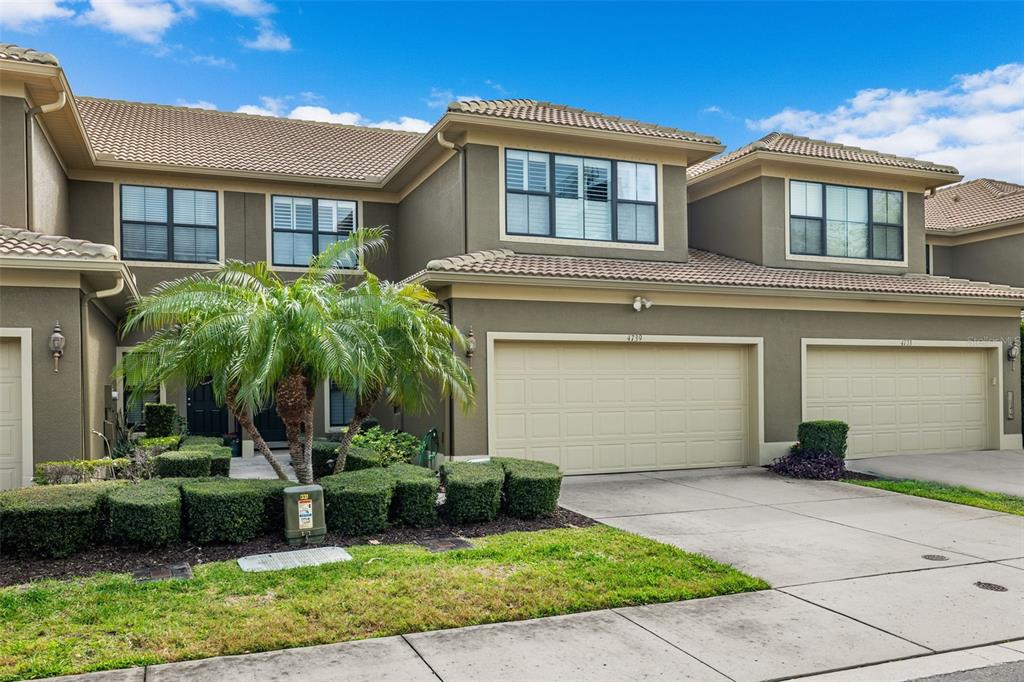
332 273 476 473
118 229 395 483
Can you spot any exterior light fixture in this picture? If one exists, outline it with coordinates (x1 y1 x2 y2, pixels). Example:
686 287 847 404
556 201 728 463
48 321 66 373
1009 339 1020 369
632 296 653 312
465 327 477 361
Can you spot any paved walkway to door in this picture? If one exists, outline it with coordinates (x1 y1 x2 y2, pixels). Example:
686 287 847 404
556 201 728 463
228 450 296 481
846 449 1024 497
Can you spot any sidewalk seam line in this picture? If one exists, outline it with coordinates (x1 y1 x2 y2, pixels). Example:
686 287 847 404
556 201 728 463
401 634 444 681
610 608 737 682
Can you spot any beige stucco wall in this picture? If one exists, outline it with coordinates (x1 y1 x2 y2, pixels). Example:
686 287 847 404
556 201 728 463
83 300 117 458
68 179 116 245
29 118 69 236
688 177 766 263
394 154 463 281
932 232 1024 288
0 95 27 229
444 295 1022 456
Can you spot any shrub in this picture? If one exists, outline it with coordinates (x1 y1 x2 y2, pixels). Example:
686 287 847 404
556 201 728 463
388 464 439 527
107 481 181 547
493 457 563 519
0 483 116 557
33 458 131 485
191 446 233 477
440 461 504 524
143 403 177 438
769 451 846 480
311 440 340 478
797 420 850 459
321 468 394 535
181 435 222 447
137 435 182 452
181 479 277 543
343 445 385 471
154 451 211 478
352 427 420 466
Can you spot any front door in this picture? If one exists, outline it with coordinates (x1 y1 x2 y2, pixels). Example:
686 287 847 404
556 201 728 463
254 402 287 443
187 380 228 437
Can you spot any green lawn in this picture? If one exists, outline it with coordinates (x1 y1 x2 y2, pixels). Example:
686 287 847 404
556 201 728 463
0 526 767 681
846 479 1024 516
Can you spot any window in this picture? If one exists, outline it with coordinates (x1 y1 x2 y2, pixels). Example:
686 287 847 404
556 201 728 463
124 384 160 429
789 181 903 261
121 185 218 262
328 382 356 427
272 195 357 267
506 149 657 244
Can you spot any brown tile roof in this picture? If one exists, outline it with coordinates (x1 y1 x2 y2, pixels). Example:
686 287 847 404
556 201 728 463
688 132 959 179
422 248 1024 301
0 44 59 66
76 97 424 182
925 178 1024 232
448 99 720 145
0 226 118 260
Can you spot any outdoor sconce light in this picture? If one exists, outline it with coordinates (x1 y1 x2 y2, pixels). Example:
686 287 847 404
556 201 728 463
465 327 477 362
48 321 66 373
1009 339 1020 370
632 296 653 312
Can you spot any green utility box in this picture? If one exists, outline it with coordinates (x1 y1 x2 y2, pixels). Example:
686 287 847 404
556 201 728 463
284 485 326 546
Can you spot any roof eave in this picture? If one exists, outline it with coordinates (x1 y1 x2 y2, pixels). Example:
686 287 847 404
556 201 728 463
925 216 1024 236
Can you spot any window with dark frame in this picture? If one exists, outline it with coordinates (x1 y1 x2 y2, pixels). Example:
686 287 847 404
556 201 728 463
789 180 904 261
272 195 357 267
506 149 657 244
328 382 356 427
120 185 218 262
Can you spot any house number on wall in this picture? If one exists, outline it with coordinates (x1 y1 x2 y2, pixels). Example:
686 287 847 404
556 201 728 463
898 339 913 347
626 334 644 343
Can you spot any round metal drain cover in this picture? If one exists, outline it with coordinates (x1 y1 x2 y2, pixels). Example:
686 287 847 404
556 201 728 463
974 581 1008 592
921 554 948 562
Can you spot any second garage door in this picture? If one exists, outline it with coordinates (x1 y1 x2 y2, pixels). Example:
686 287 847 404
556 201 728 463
491 341 753 474
805 345 993 458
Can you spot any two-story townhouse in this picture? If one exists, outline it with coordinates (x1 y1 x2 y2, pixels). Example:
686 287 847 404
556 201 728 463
924 178 1024 289
0 44 1021 489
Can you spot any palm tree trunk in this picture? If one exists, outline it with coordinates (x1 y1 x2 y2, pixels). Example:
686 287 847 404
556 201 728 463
226 386 290 481
277 371 315 484
333 393 378 474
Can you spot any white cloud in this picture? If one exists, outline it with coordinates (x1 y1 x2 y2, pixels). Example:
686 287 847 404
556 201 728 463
184 0 273 18
703 105 735 120
80 0 179 44
237 98 432 132
0 0 74 29
191 54 234 68
426 88 481 109
241 17 290 51
177 99 217 109
747 63 1024 182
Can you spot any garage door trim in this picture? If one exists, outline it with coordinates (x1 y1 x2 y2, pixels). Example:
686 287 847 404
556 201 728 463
0 328 33 489
800 338 1003 455
486 332 765 468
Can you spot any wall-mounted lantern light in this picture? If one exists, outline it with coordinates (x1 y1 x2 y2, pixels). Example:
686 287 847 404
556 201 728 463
1009 338 1020 370
632 296 653 312
465 327 477 363
48 321 66 373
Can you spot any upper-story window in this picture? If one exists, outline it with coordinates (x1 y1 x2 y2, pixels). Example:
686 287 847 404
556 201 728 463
789 180 903 261
121 185 218 262
505 149 657 244
272 195 357 267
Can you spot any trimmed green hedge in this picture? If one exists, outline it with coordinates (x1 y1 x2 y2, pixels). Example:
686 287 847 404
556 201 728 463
179 444 232 476
321 468 394 535
493 458 562 519
33 458 131 485
154 451 211 478
143 403 177 438
311 440 339 478
388 464 439 527
343 445 385 472
181 479 289 543
137 435 182 451
107 481 181 547
440 461 504 524
797 420 850 458
0 483 116 557
181 435 223 447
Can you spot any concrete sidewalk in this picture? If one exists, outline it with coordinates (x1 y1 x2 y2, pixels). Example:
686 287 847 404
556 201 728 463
847 450 1024 497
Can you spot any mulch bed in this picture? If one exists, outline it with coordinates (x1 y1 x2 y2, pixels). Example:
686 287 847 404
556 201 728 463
841 470 878 481
0 507 595 587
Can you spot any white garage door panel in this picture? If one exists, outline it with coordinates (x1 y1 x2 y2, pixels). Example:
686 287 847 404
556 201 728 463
806 346 991 458
0 338 23 490
492 341 750 474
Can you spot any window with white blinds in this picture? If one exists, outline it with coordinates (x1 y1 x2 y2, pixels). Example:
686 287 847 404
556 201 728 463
121 185 218 262
272 195 358 267
506 149 657 244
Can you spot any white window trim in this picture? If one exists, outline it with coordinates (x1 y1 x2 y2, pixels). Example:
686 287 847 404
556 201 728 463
265 193 365 273
800 338 1005 452
497 144 666 252
0 328 33 487
484 331 765 465
113 182 226 266
115 347 166 433
783 177 909 267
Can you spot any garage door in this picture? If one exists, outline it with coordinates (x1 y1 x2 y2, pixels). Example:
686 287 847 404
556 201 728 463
0 338 24 490
805 346 992 458
491 341 752 474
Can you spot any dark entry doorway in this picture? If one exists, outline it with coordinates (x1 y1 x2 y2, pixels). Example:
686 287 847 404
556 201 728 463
254 402 287 443
186 380 228 437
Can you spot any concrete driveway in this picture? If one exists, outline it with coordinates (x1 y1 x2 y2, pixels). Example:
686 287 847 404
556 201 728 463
847 450 1024 497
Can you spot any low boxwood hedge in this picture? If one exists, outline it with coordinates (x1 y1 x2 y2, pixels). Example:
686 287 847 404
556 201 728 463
142 403 177 438
797 420 850 458
107 481 181 547
154 451 211 478
178 444 232 476
493 458 562 519
181 479 289 543
181 435 223 447
311 440 339 478
33 457 131 485
343 445 385 472
320 468 394 535
388 464 439 527
137 435 182 451
0 483 117 557
440 461 504 524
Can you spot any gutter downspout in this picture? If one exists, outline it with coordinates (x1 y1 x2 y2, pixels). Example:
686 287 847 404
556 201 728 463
80 275 124 458
437 132 466 458
25 92 67 229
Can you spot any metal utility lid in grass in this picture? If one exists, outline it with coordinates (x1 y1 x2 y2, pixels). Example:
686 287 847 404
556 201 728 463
237 546 352 573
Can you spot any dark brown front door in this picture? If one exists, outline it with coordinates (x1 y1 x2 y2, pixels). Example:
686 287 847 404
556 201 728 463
186 380 228 437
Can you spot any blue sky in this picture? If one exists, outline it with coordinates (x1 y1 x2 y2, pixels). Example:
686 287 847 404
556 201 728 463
3 1 1023 180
